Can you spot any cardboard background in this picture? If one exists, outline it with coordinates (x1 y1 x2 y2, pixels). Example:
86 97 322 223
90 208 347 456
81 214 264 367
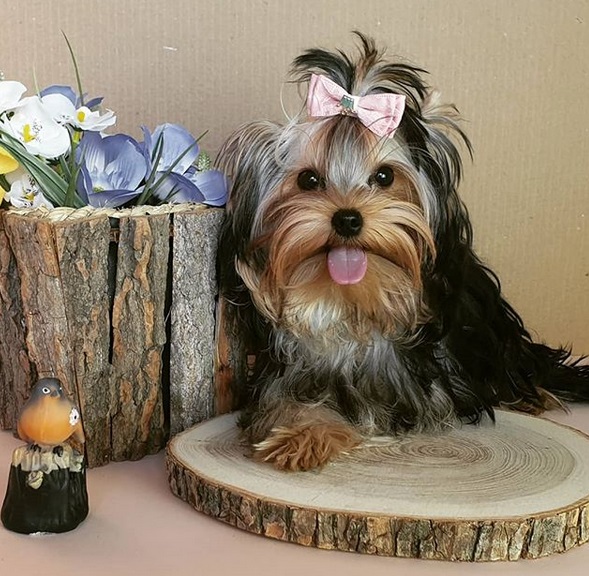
1 0 587 353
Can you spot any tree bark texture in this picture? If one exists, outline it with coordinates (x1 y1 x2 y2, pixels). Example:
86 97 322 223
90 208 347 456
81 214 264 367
169 208 224 436
166 411 589 562
0 213 36 429
0 205 229 467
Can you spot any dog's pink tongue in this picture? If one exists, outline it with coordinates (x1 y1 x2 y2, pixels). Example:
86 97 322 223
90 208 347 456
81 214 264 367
327 247 367 285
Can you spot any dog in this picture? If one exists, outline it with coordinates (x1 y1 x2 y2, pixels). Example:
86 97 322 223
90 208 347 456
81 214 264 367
217 33 589 471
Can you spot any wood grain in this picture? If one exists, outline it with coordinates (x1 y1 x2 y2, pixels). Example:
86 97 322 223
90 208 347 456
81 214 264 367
167 411 589 561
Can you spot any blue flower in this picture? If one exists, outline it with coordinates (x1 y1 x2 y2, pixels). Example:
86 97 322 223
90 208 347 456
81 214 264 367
182 165 228 206
142 123 199 174
76 132 148 208
39 85 77 105
141 123 227 206
151 166 228 206
40 85 104 110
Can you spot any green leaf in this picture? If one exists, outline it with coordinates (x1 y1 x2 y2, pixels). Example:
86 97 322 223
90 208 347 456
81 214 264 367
61 31 85 107
0 133 84 208
141 139 199 204
63 128 82 208
58 154 71 180
64 162 83 208
136 129 210 206
134 133 165 205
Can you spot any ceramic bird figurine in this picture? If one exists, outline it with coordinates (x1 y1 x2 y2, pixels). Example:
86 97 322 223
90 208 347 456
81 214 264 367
17 378 85 448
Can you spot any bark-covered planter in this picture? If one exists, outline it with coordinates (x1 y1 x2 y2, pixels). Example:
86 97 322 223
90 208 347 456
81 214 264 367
0 204 242 467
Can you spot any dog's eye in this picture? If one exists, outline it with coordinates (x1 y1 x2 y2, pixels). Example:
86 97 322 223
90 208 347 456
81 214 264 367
297 170 324 191
371 166 395 188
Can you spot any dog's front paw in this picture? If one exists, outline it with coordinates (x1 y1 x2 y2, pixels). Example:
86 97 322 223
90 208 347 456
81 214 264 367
254 423 360 471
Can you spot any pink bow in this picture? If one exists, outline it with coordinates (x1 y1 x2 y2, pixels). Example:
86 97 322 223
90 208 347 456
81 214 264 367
306 74 406 139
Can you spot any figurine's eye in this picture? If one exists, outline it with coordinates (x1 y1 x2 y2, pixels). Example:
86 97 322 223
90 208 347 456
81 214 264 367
42 387 51 395
297 169 325 191
371 166 395 188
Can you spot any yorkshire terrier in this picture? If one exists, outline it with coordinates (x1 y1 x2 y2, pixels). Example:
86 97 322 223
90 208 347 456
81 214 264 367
218 33 589 471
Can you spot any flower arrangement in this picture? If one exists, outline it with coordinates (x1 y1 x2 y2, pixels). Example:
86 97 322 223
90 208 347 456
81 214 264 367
0 48 227 210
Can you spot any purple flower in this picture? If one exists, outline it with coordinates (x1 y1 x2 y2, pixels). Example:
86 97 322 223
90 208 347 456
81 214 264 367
141 123 227 206
40 85 77 105
142 123 199 173
40 85 103 109
76 132 148 208
152 166 228 206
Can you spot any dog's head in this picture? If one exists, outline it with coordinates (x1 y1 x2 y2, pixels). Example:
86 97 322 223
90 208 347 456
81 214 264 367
219 33 470 345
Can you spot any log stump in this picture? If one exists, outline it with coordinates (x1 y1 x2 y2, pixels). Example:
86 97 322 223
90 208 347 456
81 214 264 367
0 205 241 467
166 411 589 561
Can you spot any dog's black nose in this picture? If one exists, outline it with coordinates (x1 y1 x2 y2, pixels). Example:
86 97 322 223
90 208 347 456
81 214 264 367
331 209 363 237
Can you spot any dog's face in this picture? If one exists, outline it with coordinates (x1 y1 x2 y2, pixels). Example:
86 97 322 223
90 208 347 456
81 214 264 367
237 117 436 343
220 35 468 348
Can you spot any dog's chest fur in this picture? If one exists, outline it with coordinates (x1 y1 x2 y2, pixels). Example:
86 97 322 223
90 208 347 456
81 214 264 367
269 326 458 435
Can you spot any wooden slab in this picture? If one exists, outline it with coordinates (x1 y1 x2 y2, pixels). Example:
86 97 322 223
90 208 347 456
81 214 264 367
166 411 589 561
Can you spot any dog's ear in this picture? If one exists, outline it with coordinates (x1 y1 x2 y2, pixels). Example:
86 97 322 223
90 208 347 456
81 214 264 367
410 89 474 254
216 121 285 356
217 121 284 264
418 90 472 194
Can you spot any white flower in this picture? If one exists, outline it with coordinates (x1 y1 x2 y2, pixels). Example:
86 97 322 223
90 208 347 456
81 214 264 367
40 92 76 126
38 93 116 132
0 80 26 114
5 168 53 209
73 106 116 131
4 96 70 159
